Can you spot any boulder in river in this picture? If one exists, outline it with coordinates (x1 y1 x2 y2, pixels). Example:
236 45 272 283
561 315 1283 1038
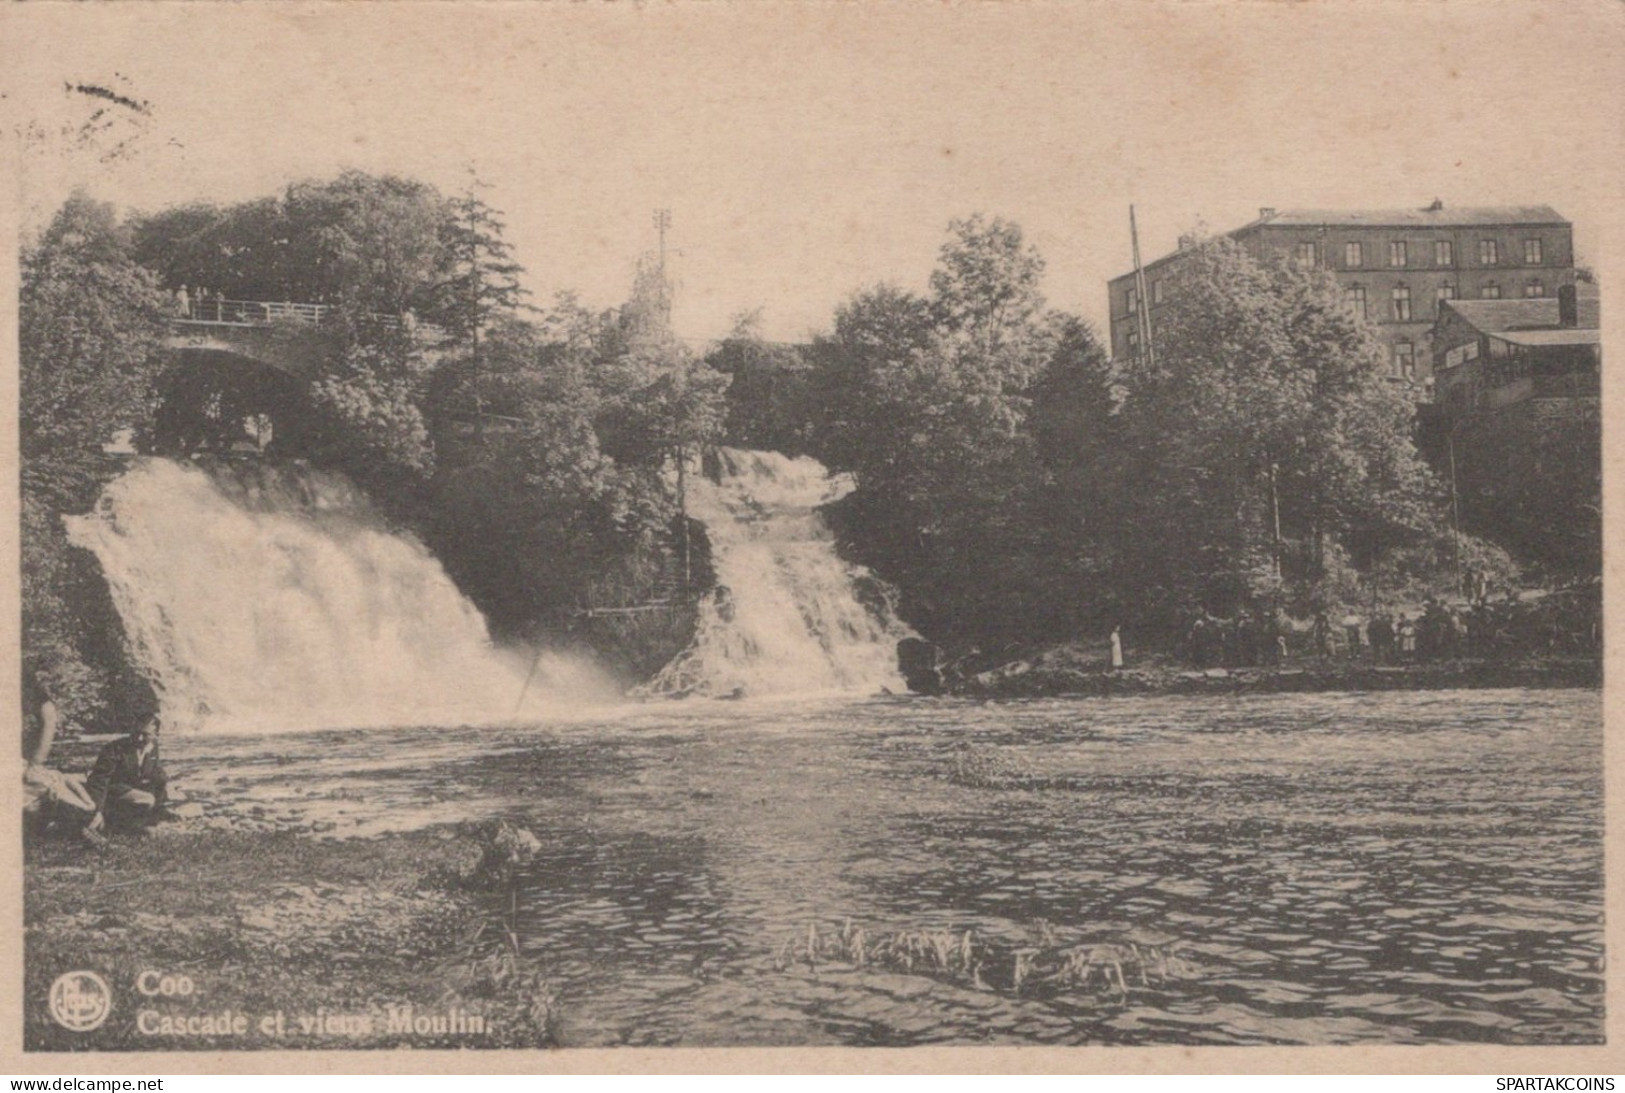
896 638 944 695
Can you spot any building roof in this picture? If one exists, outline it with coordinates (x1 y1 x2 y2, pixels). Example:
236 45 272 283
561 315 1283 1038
1443 295 1600 334
1255 205 1568 229
1493 328 1602 348
1110 203 1574 286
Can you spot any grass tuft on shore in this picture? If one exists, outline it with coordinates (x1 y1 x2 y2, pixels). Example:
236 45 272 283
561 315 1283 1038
772 916 1198 1002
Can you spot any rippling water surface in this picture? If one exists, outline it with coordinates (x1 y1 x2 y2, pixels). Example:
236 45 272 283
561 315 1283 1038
176 688 1604 1047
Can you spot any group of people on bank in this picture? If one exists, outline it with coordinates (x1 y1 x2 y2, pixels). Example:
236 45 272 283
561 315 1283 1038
22 671 173 847
1184 586 1599 669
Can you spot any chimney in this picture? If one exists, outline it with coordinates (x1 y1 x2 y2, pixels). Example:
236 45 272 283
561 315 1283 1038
1258 207 1276 220
1558 283 1578 328
1177 234 1195 251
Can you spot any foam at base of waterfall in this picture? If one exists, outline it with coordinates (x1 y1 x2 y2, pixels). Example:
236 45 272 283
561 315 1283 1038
65 458 616 734
642 448 914 698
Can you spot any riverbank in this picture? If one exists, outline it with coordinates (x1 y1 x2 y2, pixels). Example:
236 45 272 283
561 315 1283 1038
24 822 558 1051
953 645 1600 699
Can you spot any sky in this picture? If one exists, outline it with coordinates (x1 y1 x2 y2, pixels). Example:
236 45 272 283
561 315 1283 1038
6 2 1623 343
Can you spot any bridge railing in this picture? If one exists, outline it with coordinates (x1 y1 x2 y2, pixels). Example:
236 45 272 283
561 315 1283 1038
178 298 329 325
173 298 447 340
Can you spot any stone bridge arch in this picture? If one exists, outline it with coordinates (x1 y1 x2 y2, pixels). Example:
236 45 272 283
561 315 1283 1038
164 317 337 380
154 306 448 456
152 346 317 457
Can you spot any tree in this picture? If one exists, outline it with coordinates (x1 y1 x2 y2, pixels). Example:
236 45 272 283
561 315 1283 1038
703 311 815 454
284 172 451 315
1101 237 1443 622
21 193 170 723
807 216 1101 642
23 195 168 472
427 182 532 417
305 337 437 493
590 252 728 471
1028 312 1121 626
930 213 1047 366
131 172 452 314
1453 401 1600 576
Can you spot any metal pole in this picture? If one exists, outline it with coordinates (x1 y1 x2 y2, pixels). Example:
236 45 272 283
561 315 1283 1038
677 447 690 596
1448 427 1463 589
1129 205 1157 369
1268 457 1282 579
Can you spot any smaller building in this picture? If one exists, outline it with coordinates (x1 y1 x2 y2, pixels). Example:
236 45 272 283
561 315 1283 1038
1424 283 1601 574
1430 283 1600 421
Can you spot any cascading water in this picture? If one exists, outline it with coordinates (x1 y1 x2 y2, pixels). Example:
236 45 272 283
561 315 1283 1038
642 448 914 698
64 458 610 734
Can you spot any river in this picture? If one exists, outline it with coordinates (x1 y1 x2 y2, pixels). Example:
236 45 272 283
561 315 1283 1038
170 686 1604 1048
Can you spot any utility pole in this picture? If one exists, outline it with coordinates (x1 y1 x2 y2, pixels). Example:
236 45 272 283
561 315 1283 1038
1448 423 1463 590
652 208 689 598
1129 205 1156 369
1268 456 1283 580
467 193 484 422
677 450 691 597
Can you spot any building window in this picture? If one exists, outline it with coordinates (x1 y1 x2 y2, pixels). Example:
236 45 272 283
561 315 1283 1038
1524 238 1543 264
1392 284 1412 321
1393 340 1415 379
1389 241 1407 267
1152 280 1165 305
1345 285 1367 319
1526 280 1545 298
1436 283 1456 315
1345 242 1363 268
1482 282 1501 299
1435 240 1454 266
1295 242 1318 268
1480 239 1499 265
1126 328 1140 354
1126 287 1138 314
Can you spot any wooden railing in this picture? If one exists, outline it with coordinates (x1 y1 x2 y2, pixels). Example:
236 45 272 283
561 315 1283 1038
175 298 329 325
171 298 445 339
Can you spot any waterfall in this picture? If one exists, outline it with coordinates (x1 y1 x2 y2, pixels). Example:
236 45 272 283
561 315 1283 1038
642 448 913 698
64 458 610 734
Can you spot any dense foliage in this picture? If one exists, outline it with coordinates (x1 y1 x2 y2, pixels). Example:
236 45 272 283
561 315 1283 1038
22 173 1585 718
1452 400 1601 578
796 217 1100 643
1068 239 1448 631
132 172 450 316
780 230 1480 645
21 194 171 725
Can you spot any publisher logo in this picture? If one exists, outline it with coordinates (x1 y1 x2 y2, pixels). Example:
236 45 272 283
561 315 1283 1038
48 970 111 1032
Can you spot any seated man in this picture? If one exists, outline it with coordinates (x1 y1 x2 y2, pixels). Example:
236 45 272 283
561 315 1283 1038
84 716 169 836
22 668 96 836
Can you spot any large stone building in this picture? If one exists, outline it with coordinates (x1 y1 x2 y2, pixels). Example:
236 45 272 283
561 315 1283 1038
1107 204 1576 391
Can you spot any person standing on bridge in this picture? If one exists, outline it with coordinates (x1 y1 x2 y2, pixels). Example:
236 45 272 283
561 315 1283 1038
175 284 192 318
